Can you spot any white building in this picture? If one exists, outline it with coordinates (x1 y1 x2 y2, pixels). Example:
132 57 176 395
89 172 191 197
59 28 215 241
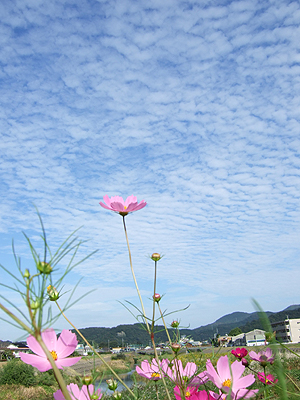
271 318 300 343
230 329 266 347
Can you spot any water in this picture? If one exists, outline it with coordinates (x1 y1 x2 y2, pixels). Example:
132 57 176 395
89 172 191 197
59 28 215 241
95 369 138 394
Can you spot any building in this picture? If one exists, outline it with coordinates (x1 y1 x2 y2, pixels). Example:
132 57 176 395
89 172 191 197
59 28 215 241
271 318 300 343
230 329 266 347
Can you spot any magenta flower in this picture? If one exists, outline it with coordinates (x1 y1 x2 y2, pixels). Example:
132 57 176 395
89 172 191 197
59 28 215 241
54 383 102 400
258 372 278 385
20 329 81 372
231 348 248 360
99 195 146 215
206 356 258 399
249 348 275 366
136 358 168 380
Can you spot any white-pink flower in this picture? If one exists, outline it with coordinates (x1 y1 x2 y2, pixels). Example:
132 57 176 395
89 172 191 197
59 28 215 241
163 359 207 386
100 195 146 215
20 329 81 372
206 355 258 399
136 358 168 380
54 383 102 400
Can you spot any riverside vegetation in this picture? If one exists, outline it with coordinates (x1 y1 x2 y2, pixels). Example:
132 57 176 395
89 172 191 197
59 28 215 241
0 195 300 399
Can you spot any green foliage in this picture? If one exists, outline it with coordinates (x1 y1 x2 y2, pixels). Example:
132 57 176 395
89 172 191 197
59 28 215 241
111 353 126 360
0 359 36 387
228 327 243 336
36 370 57 387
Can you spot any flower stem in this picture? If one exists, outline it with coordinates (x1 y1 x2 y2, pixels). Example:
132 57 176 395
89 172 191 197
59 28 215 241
122 216 150 333
158 303 172 345
56 301 137 399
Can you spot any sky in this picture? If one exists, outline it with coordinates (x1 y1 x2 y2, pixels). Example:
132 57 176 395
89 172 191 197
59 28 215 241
1 0 300 342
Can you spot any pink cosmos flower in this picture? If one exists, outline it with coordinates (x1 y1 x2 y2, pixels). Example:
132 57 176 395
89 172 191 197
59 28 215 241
20 329 81 372
174 387 216 400
258 372 278 385
99 195 146 215
249 348 275 365
136 358 169 381
206 355 258 399
54 383 102 400
163 359 208 386
231 348 248 360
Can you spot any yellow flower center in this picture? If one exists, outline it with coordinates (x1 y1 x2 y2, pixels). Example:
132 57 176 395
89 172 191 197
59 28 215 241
151 372 160 378
223 378 231 387
50 350 58 361
124 206 127 209
186 390 191 398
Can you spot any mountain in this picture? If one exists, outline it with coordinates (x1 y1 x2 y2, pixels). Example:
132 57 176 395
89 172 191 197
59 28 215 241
73 305 300 346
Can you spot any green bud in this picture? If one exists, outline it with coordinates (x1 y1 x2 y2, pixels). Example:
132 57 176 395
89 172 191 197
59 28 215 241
30 300 40 310
171 320 179 328
37 261 52 274
81 375 93 385
47 285 60 301
113 392 122 400
23 269 30 278
107 378 118 391
90 394 100 400
151 253 161 261
171 343 181 353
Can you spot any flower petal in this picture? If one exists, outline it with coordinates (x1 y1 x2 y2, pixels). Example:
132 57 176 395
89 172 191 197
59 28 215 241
26 335 46 358
230 359 245 380
41 328 58 352
206 359 222 388
124 195 137 207
216 356 231 382
56 329 78 358
56 356 81 369
20 353 52 372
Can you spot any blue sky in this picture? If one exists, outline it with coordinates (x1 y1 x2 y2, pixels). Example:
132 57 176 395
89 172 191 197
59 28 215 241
1 0 300 341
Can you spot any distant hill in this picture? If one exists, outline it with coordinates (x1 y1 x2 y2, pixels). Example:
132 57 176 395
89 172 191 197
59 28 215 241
73 305 300 346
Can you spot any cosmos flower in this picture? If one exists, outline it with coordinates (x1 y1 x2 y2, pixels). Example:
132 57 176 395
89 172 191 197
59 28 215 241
163 359 208 386
248 348 275 365
257 372 278 385
99 195 146 215
231 348 248 360
54 383 102 400
206 355 258 399
20 329 81 372
136 358 169 381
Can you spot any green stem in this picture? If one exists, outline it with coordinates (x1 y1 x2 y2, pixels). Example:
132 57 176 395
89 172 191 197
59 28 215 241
151 261 157 334
158 304 172 344
122 216 150 333
56 302 137 399
0 302 33 335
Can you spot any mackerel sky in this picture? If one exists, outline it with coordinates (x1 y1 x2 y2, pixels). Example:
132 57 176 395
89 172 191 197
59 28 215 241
1 0 300 341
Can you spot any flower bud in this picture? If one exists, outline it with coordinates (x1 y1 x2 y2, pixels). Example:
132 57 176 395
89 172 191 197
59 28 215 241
81 375 93 385
90 394 101 400
37 261 52 274
151 253 161 261
23 269 30 279
153 293 161 303
113 392 122 400
241 358 249 367
107 379 118 391
47 285 60 301
171 343 181 353
171 320 179 328
30 300 40 310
